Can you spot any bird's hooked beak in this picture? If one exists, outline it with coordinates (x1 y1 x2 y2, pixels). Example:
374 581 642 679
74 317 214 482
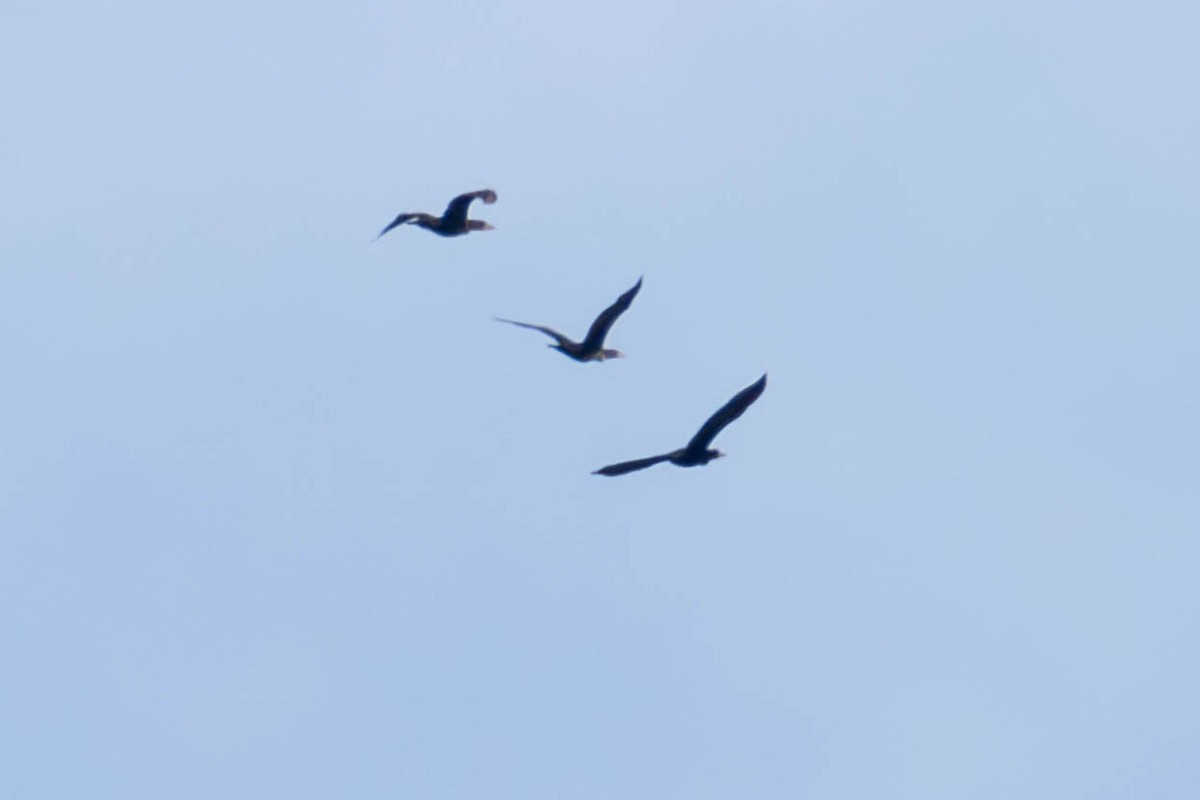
714 450 726 459
481 222 495 230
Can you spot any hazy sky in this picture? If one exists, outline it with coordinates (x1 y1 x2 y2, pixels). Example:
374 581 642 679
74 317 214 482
2 2 1198 798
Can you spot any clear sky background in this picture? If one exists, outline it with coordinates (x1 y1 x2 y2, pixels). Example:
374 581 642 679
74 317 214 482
2 1 1198 797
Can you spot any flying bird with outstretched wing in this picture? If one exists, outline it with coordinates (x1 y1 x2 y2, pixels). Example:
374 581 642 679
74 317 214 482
376 189 497 239
495 277 643 363
593 373 767 476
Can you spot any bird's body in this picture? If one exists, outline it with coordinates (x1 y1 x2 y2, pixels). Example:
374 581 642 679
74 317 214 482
495 277 642 363
376 189 497 239
593 374 767 476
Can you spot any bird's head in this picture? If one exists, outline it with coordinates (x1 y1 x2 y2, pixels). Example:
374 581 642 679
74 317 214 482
597 348 625 361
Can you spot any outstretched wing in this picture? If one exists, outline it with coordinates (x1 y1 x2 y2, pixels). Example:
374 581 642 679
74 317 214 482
493 317 573 349
376 212 424 240
581 276 642 353
686 374 767 453
592 453 673 477
441 189 498 229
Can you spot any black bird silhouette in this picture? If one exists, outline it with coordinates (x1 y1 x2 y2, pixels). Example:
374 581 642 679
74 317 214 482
593 374 767 476
376 189 497 239
494 277 642 362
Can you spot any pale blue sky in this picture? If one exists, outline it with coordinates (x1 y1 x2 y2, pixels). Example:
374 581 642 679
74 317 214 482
2 2 1198 798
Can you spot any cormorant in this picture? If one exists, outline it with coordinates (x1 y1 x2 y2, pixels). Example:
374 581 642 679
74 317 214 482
376 189 497 239
593 373 767 476
494 277 642 363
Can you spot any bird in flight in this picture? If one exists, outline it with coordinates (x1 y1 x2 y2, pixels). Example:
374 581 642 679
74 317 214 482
593 373 767 476
494 277 643 363
375 189 497 239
